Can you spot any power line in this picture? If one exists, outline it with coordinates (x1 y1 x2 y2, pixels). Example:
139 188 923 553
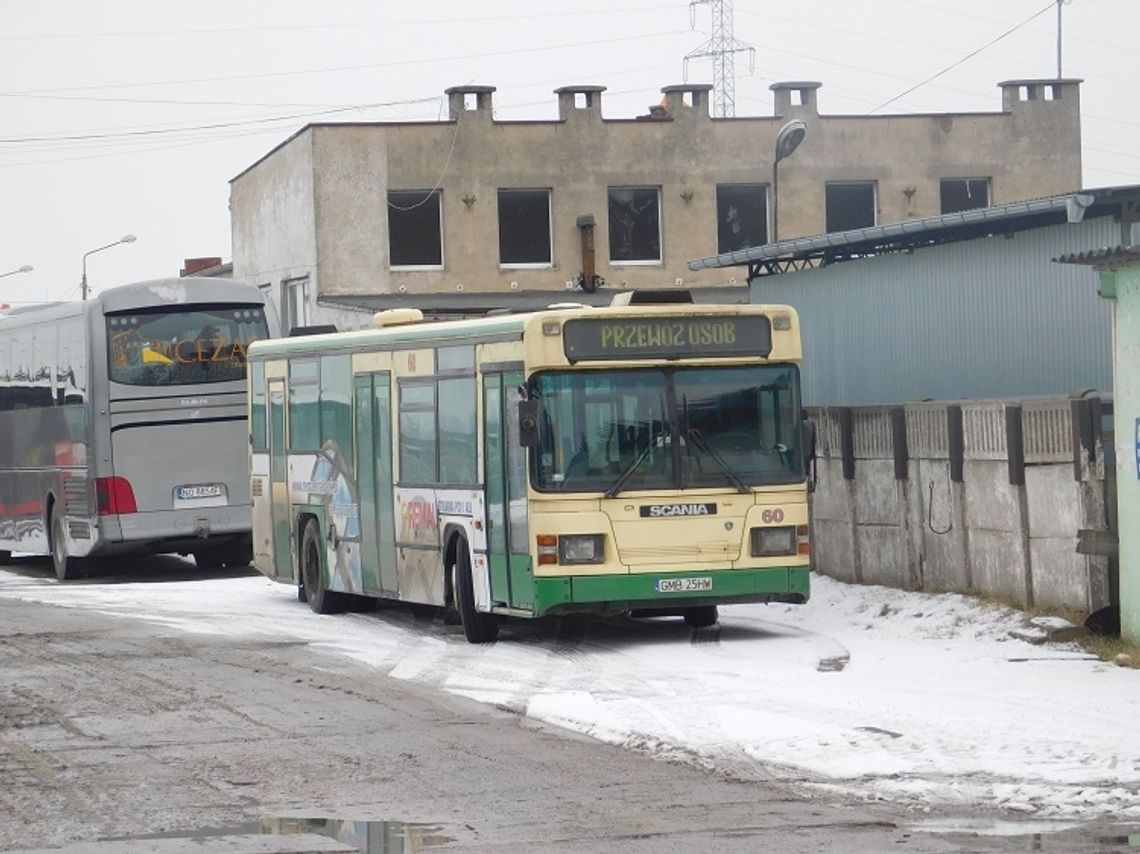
0 4 683 41
0 30 689 98
867 1 1056 114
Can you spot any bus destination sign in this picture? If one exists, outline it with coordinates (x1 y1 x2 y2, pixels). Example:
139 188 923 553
562 315 772 362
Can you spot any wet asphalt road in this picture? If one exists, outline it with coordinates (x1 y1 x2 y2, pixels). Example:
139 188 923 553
0 560 1136 853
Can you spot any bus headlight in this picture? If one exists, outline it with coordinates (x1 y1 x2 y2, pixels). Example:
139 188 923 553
558 534 605 565
751 526 796 556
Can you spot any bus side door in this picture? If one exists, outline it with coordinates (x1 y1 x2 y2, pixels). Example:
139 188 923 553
483 371 532 612
268 381 293 581
354 372 398 595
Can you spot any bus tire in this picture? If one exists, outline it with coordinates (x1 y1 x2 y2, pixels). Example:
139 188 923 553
453 539 498 644
192 550 225 570
0 550 10 564
683 605 718 628
50 504 82 581
301 518 344 615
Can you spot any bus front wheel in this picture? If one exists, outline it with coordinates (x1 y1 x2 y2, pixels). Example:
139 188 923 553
0 550 10 564
50 504 82 581
453 538 498 644
301 518 344 615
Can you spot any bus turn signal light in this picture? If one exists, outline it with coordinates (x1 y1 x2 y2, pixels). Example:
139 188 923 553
537 534 558 565
95 476 138 515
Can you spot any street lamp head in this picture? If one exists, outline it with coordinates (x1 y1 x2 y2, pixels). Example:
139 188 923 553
775 119 807 163
120 234 137 244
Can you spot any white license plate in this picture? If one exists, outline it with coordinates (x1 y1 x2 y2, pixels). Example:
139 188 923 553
177 484 223 500
655 576 713 593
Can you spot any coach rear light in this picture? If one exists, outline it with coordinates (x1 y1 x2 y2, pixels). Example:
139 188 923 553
558 534 605 565
95 476 138 516
751 525 796 557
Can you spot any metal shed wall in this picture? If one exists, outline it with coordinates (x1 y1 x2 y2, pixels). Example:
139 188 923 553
749 216 1118 406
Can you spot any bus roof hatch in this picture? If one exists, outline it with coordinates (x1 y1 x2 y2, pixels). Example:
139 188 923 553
373 308 424 328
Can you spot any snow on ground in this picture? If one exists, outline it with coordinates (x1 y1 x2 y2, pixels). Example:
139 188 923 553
1 563 1136 822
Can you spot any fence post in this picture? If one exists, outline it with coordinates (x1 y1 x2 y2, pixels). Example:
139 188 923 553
1006 404 1034 607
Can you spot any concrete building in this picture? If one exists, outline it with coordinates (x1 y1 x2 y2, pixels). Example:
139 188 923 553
229 78 1082 331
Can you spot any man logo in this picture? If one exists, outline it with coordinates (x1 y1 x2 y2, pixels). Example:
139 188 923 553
640 503 717 518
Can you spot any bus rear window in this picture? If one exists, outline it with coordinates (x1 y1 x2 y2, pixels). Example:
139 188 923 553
107 305 269 386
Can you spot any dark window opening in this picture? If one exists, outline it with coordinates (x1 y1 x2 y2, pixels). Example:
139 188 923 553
498 189 552 266
940 179 991 214
825 183 876 233
388 190 442 267
608 187 661 263
716 184 769 252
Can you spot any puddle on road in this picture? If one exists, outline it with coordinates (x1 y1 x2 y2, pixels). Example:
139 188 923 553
908 818 1140 851
120 816 454 851
264 817 455 851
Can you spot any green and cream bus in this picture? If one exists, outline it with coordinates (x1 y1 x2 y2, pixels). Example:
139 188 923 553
248 292 811 642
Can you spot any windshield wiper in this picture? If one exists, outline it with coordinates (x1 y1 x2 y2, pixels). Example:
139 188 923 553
603 438 658 499
684 427 750 494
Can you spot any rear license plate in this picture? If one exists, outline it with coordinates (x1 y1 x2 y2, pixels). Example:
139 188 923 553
177 484 223 500
655 576 713 593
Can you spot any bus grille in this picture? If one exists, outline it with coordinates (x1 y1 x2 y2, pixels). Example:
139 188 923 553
69 521 91 540
619 542 741 563
63 476 89 516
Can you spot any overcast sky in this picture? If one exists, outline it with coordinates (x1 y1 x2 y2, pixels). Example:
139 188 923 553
1 0 1136 304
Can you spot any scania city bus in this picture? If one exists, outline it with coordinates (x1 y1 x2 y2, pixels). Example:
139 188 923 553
248 292 811 642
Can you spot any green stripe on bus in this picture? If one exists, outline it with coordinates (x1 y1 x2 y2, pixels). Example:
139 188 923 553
532 567 810 616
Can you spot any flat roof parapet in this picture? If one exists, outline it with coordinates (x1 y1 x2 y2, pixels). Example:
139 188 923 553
446 85 496 119
660 84 713 119
999 78 1083 111
555 85 606 120
769 81 821 117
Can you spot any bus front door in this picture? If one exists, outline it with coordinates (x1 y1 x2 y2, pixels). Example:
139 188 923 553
268 382 293 581
483 372 532 612
354 373 398 595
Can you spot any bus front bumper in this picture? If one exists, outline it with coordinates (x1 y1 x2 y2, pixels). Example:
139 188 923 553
532 566 810 617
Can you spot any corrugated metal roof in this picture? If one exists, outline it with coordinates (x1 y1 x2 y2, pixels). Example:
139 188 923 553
688 185 1140 275
1054 246 1140 271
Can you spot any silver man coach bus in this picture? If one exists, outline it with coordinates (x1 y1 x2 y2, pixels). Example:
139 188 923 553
0 278 276 578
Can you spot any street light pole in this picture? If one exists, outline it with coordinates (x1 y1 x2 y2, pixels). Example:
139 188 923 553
771 119 807 243
0 264 33 279
81 234 137 300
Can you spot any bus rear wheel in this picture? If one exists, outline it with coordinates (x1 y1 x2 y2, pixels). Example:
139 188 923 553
453 539 498 644
683 605 718 628
301 518 344 615
50 504 82 581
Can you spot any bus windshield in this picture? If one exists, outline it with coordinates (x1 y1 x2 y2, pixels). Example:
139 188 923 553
530 365 803 494
107 304 269 386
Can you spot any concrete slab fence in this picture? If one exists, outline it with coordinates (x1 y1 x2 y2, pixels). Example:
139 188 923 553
807 397 1113 614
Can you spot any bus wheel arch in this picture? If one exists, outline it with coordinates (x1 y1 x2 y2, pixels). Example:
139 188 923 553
446 528 499 644
298 514 344 615
441 529 462 624
46 495 81 581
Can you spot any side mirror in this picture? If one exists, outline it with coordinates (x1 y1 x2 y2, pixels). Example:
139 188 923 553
801 409 818 492
518 399 540 448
